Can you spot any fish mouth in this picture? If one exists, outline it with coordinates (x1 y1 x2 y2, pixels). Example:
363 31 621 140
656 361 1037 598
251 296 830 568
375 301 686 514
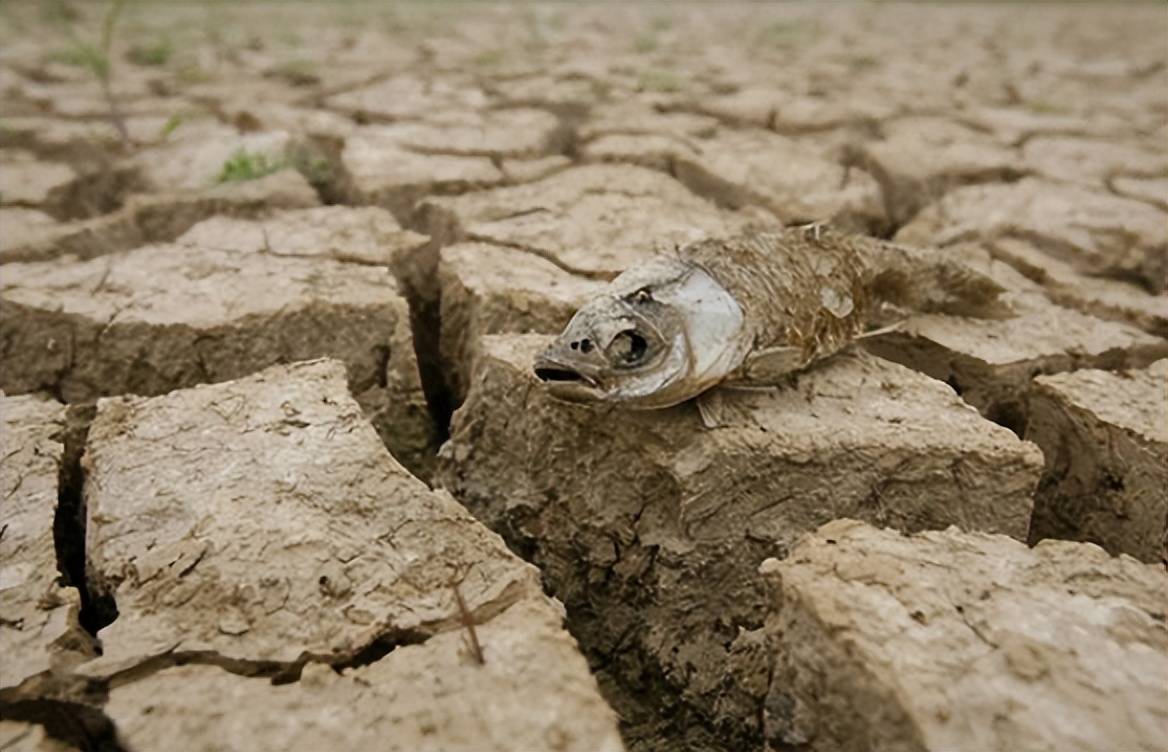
533 355 605 401
534 365 593 384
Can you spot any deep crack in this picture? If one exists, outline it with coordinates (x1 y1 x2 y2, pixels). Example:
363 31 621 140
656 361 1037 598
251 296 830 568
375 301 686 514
52 403 118 640
0 699 124 752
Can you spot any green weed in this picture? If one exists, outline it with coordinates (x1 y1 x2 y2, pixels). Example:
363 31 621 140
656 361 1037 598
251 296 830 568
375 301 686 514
650 15 672 32
268 59 319 87
638 69 684 93
277 29 304 47
217 149 285 183
472 49 507 68
633 33 658 54
545 10 567 31
848 55 879 72
48 43 109 77
159 113 184 140
757 19 819 49
1027 100 1072 115
288 148 332 188
127 38 173 67
40 0 79 26
175 63 214 84
216 147 332 187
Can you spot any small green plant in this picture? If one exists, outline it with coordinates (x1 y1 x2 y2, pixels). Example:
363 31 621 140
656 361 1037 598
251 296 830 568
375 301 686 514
217 149 285 184
472 49 506 68
638 69 684 93
40 0 79 26
267 59 319 87
757 19 819 49
158 113 184 140
288 148 332 188
48 44 105 71
277 29 304 47
1027 99 1072 115
175 63 214 84
633 33 658 54
544 10 567 31
848 55 879 72
216 147 332 187
127 38 173 67
522 9 548 53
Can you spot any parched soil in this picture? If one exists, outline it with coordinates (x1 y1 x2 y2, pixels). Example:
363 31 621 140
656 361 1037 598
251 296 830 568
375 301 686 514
1 3 1166 751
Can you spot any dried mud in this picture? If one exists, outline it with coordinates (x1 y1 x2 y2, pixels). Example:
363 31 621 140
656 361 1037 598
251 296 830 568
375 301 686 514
1 3 1165 751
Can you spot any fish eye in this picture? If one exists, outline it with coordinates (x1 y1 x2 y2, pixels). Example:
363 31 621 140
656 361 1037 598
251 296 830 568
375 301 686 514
628 287 653 304
607 330 648 366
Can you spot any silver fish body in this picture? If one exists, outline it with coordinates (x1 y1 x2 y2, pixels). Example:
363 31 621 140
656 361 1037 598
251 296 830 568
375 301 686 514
534 227 1005 408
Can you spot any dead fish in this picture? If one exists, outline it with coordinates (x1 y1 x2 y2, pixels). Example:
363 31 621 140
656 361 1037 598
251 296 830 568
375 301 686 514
533 226 1009 412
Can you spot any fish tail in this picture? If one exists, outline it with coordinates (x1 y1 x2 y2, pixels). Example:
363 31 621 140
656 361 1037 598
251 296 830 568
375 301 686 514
868 242 1014 319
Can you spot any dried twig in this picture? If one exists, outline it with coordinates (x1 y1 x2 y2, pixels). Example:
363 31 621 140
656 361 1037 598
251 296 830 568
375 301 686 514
96 0 130 147
451 580 485 666
59 0 130 147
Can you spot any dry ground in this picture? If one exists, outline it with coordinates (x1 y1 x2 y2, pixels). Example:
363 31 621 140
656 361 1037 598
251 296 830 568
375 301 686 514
1 2 1166 751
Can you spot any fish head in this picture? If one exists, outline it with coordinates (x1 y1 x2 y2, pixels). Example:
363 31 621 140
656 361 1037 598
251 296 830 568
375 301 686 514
534 257 747 408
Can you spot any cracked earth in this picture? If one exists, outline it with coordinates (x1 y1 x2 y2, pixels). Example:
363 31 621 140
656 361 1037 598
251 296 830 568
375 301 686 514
1 3 1166 751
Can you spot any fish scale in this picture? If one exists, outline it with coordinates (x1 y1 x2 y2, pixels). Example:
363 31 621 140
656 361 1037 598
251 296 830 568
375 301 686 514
682 229 878 371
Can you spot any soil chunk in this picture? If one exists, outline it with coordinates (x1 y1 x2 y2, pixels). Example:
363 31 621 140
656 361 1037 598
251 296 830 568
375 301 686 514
761 519 1168 752
438 242 605 402
0 212 433 476
864 246 1168 424
1026 360 1168 563
104 599 623 752
0 395 93 703
438 334 1043 741
79 360 539 679
420 164 753 279
896 178 1168 294
671 129 886 232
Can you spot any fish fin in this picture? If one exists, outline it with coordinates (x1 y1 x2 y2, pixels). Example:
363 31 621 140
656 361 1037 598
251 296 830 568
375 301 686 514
735 345 805 386
870 242 1016 320
695 389 726 429
854 320 906 341
795 221 830 244
719 384 786 394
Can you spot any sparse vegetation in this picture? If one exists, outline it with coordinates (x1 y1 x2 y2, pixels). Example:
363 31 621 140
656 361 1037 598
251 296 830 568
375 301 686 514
633 33 659 54
48 44 107 70
217 149 286 184
158 113 184 140
40 0 79 26
522 8 548 53
472 49 507 68
1028 99 1073 115
289 148 333 188
276 28 303 46
757 18 820 49
216 147 332 187
638 69 685 93
45 0 130 146
267 59 320 87
849 55 879 72
175 63 214 84
126 37 173 67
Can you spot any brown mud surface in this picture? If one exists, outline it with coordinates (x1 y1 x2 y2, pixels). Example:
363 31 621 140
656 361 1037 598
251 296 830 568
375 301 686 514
1 3 1165 751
